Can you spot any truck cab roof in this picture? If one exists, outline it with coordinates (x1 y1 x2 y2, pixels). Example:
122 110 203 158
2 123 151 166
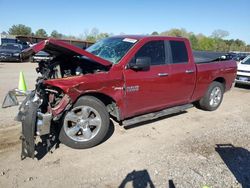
110 35 188 41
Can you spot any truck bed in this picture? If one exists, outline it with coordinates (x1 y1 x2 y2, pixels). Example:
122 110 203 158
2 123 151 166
192 59 237 101
193 50 226 64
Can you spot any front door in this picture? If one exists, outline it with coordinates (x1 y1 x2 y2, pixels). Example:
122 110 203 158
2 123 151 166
123 40 171 118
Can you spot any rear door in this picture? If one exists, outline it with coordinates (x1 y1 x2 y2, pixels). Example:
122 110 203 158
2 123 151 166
167 40 196 104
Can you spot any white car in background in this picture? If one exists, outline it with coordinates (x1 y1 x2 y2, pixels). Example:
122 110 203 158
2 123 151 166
235 55 250 85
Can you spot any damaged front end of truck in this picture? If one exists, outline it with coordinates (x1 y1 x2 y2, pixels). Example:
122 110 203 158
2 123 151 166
16 39 111 159
17 82 71 159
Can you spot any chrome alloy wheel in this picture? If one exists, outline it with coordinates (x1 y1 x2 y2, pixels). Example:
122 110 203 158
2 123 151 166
63 106 102 142
209 86 222 107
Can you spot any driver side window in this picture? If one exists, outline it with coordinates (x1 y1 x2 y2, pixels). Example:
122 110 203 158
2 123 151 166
134 41 165 66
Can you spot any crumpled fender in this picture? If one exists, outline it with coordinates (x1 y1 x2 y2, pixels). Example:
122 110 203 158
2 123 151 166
43 72 113 102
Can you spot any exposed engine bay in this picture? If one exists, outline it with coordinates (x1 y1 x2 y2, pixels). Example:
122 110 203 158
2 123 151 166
16 39 111 159
36 56 108 80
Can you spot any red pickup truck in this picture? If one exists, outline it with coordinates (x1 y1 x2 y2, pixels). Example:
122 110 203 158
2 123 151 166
18 36 237 158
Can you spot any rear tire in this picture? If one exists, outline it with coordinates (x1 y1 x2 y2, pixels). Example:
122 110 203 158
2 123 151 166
59 96 110 149
198 81 224 111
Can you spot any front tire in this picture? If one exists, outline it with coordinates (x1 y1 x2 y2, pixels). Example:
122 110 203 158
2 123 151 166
59 96 110 149
198 81 224 111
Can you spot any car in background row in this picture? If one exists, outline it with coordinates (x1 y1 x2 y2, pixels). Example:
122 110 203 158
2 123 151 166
222 52 249 63
18 41 30 50
233 53 248 63
32 51 53 62
235 55 250 85
0 43 23 62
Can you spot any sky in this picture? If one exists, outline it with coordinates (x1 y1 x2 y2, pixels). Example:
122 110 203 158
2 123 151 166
0 0 249 44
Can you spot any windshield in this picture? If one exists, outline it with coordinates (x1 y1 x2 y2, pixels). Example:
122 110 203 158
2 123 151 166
0 43 21 50
86 37 138 64
242 56 250 65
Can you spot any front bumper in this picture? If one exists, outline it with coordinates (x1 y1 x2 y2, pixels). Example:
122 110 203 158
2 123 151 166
235 75 250 85
0 55 20 62
235 80 250 85
33 56 52 62
17 92 39 159
17 90 71 159
17 92 53 159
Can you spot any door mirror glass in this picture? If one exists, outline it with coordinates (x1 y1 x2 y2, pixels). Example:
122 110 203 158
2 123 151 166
129 57 150 70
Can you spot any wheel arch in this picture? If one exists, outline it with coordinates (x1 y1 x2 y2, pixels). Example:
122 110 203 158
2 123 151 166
76 92 121 121
213 77 226 90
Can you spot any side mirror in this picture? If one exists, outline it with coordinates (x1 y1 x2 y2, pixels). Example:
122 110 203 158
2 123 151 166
129 57 151 70
221 55 226 60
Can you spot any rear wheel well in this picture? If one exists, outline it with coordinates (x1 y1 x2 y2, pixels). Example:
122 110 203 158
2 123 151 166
213 77 226 89
79 93 120 121
198 81 224 111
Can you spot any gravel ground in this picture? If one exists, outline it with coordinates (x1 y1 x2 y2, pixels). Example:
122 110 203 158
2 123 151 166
0 62 249 188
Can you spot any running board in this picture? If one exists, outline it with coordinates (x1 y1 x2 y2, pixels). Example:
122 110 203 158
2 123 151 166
122 104 193 126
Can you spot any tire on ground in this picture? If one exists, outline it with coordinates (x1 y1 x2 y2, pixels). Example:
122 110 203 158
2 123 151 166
198 81 224 111
59 96 110 149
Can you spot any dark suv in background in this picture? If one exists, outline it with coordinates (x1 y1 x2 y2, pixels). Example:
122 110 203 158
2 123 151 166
0 43 28 62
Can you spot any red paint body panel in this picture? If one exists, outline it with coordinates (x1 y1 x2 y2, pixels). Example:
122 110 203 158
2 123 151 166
39 36 236 120
191 60 237 101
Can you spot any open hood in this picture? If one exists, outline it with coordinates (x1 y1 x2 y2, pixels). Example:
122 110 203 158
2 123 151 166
21 38 112 66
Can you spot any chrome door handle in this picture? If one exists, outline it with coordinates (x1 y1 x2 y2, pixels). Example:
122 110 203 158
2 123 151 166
185 70 194 74
158 73 169 77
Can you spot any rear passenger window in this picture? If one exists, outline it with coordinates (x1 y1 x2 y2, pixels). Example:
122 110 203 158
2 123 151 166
170 41 188 64
135 41 165 66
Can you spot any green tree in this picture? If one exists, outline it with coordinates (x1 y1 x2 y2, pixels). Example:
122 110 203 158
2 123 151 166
161 28 190 37
8 24 32 35
151 31 159 35
214 39 228 52
225 39 246 51
85 35 96 43
63 35 78 40
246 45 250 52
84 28 102 42
211 29 229 39
35 29 48 37
90 28 99 38
189 34 199 50
1 31 7 35
96 33 109 40
230 43 239 51
50 30 63 38
198 37 216 51
234 39 245 46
